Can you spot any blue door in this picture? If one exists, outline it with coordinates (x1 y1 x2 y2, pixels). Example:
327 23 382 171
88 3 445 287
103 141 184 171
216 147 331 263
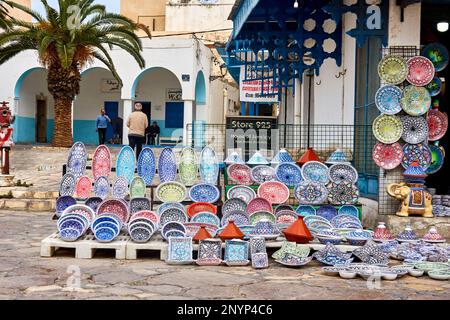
104 101 119 142
165 102 184 128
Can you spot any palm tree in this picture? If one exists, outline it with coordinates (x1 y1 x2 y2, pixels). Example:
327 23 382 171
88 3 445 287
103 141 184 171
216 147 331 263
0 0 12 29
0 0 151 147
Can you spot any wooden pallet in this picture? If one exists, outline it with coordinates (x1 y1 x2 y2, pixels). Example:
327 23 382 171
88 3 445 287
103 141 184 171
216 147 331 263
40 232 128 259
126 234 169 260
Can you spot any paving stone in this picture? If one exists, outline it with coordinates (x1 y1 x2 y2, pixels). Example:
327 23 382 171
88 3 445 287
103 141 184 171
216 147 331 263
0 275 57 290
92 271 145 285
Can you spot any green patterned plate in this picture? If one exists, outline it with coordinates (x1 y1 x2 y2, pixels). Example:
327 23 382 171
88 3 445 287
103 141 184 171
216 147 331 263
372 114 403 144
378 55 408 85
156 181 187 202
248 211 276 225
179 147 198 186
401 85 431 116
130 177 146 198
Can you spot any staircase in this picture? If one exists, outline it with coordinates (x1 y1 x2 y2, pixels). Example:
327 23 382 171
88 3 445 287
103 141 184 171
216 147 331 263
0 188 57 212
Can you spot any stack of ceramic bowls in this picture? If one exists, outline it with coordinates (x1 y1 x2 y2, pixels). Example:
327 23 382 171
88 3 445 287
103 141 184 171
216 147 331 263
58 205 94 241
161 221 186 240
345 229 372 246
315 230 343 245
128 215 157 243
92 214 122 242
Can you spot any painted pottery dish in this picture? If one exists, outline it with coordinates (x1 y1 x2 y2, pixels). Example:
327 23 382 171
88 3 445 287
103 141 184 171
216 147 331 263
303 215 332 225
129 176 146 198
222 198 247 215
401 85 431 116
372 142 403 170
257 181 290 204
426 76 442 97
158 148 177 183
156 181 187 203
301 161 329 184
247 150 269 166
179 147 198 186
406 56 435 86
200 146 219 184
67 142 87 178
56 196 77 215
92 145 111 180
91 214 122 231
59 173 76 196
227 185 256 203
294 181 329 205
275 163 303 186
296 205 316 216
252 253 269 269
427 145 445 175
156 202 185 217
93 176 110 199
129 197 151 214
273 149 294 163
396 226 419 243
224 151 244 165
62 204 95 223
276 210 298 224
250 165 276 184
161 222 186 238
326 149 350 165
401 143 432 170
112 177 129 199
423 227 445 243
221 210 249 227
160 208 188 226
76 176 92 199
401 115 428 144
227 163 253 185
427 109 448 141
197 239 222 262
116 146 136 184
94 226 119 242
422 42 449 72
247 220 280 239
130 210 159 226
328 180 359 205
189 183 220 203
338 205 359 218
372 114 403 144
97 199 129 224
247 197 273 214
272 242 311 260
375 85 403 115
275 205 295 214
353 240 390 265
186 202 217 218
316 205 338 221
313 243 354 266
428 270 450 281
85 197 103 213
137 147 156 186
183 222 218 238
330 214 361 229
249 211 276 225
167 237 193 264
129 226 154 243
224 239 249 262
328 163 358 184
191 212 221 227
377 55 408 85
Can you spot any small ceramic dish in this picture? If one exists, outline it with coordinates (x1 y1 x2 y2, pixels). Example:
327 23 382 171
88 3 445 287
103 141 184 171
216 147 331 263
346 237 368 246
428 270 450 281
317 236 342 245
408 269 425 277
339 270 357 279
381 272 398 281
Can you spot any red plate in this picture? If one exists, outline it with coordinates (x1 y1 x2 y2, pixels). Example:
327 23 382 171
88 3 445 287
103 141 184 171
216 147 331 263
130 210 159 225
257 181 290 204
227 163 253 185
372 142 403 170
92 145 112 180
186 202 217 218
428 109 448 141
97 199 130 223
76 176 92 199
406 56 435 86
247 197 273 214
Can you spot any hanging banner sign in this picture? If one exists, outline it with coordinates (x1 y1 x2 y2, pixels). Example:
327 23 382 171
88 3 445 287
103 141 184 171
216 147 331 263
239 66 279 103
166 88 182 101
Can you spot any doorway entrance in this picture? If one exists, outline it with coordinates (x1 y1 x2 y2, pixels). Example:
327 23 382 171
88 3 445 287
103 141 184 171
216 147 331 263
104 101 119 143
35 99 47 143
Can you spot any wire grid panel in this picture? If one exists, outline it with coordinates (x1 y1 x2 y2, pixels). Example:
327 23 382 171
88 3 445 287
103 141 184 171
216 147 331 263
187 124 227 161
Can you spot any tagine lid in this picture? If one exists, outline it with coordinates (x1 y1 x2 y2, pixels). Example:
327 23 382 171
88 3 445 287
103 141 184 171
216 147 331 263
283 216 313 243
297 148 321 165
247 150 269 165
403 160 428 179
193 225 212 242
224 151 245 165
218 220 245 240
325 149 351 164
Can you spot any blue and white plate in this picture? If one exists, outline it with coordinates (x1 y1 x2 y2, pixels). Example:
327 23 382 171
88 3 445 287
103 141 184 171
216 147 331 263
59 173 76 196
251 165 276 184
191 212 220 227
160 208 188 226
221 210 249 227
294 181 329 205
275 163 303 186
328 163 358 184
158 148 177 183
222 198 247 216
227 185 256 203
338 205 359 218
375 85 403 115
157 202 185 217
112 177 129 199
302 161 329 184
93 176 110 199
56 196 77 215
296 205 316 216
67 142 87 178
247 151 269 166
94 226 118 242
116 146 136 184
137 147 156 186
189 183 220 203
200 146 219 184
316 205 338 221
274 149 294 163
162 221 186 238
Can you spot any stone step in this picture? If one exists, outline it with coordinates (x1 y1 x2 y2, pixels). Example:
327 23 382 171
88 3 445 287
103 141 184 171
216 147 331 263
0 188 58 200
0 198 55 212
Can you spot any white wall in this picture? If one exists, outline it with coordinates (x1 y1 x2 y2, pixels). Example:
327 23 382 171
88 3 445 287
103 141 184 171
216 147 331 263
204 79 239 124
18 68 54 119
388 0 421 47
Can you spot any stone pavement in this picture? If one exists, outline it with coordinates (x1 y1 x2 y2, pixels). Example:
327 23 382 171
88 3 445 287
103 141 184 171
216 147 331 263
0 211 449 300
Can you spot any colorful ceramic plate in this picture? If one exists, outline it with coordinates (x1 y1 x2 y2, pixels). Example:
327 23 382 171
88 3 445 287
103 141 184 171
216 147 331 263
116 146 136 184
227 163 253 185
316 205 338 221
157 202 185 217
97 199 129 224
401 115 428 144
129 198 151 214
227 185 256 203
85 197 103 212
294 181 329 205
257 181 290 204
275 163 303 186
249 211 276 225
158 148 177 183
372 142 403 170
247 197 273 214
92 145 111 180
372 114 403 144
328 181 359 205
401 143 432 170
186 202 217 218
426 76 442 97
401 85 431 117
275 205 295 214
422 43 449 72
222 198 247 215
76 176 92 199
221 210 249 227
59 173 76 196
112 177 129 199
301 161 329 184
275 210 298 224
200 146 219 184
179 147 198 186
338 205 359 218
156 181 187 203
130 210 159 226
137 147 156 186
296 205 316 216
67 142 87 178
406 56 435 86
56 196 77 214
375 85 403 115
250 165 276 184
93 176 110 199
378 55 408 85
427 145 445 175
159 208 188 226
189 183 220 203
428 109 448 141
130 176 146 198
191 212 220 227
328 163 358 184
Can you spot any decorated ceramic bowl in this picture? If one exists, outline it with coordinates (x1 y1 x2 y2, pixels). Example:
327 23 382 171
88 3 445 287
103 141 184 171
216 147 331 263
189 183 220 203
250 165 276 184
227 163 253 185
257 181 290 204
247 197 273 214
156 181 187 203
227 185 256 203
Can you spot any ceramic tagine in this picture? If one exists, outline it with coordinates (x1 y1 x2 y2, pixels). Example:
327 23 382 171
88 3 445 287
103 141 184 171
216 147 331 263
218 220 245 241
423 227 446 243
247 150 269 166
396 225 420 243
271 149 294 166
373 222 394 242
224 151 245 165
283 217 313 244
326 149 351 165
297 147 321 166
193 225 212 243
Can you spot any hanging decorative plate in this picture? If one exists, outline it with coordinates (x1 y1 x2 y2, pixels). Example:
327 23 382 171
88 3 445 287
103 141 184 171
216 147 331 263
275 163 303 186
316 205 338 221
275 210 298 224
296 205 316 216
179 147 198 186
338 205 360 218
375 85 403 115
294 181 329 205
249 211 276 225
372 142 403 170
401 143 432 170
328 163 358 184
377 55 408 85
112 177 129 199
247 197 273 214
156 181 187 203
129 198 151 214
427 145 445 175
328 181 359 205
67 142 87 179
401 115 429 144
137 147 156 186
157 202 185 217
76 176 92 199
189 183 220 203
158 148 177 183
250 165 276 184
425 76 442 97
422 43 449 72
227 185 256 203
97 199 130 224
427 109 448 141
222 198 247 216
93 176 110 199
257 181 290 204
85 197 102 212
59 173 76 196
186 202 217 218
191 212 220 227
301 161 329 184
406 56 435 86
200 146 219 184
227 163 253 185
372 114 403 144
221 210 249 227
160 208 188 226
401 85 431 117
92 145 111 180
56 196 77 214
116 146 136 184
130 176 146 198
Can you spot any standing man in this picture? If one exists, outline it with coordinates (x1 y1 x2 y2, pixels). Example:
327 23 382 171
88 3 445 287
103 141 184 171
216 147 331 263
148 121 161 146
127 103 148 159
96 108 111 145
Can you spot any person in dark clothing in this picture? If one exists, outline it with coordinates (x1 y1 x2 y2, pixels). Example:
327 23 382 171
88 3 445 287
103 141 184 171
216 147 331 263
111 116 123 144
148 121 161 146
96 108 111 145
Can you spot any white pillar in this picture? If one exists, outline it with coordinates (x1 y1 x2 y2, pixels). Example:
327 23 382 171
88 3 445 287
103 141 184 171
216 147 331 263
294 78 301 125
183 100 194 146
123 99 133 145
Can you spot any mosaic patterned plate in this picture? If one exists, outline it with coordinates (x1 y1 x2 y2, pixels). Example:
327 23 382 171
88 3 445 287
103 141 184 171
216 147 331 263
160 208 188 226
158 148 177 183
179 147 198 186
59 173 76 196
401 85 431 117
129 198 151 214
372 114 403 144
406 56 435 86
372 142 403 170
186 202 217 218
156 181 187 203
427 109 448 141
198 239 222 262
130 176 146 198
338 205 359 218
257 181 290 204
247 197 273 214
222 198 247 215
93 176 110 199
227 163 253 185
137 147 156 186
157 202 185 217
330 214 361 228
92 145 111 180
184 222 218 238
130 210 159 226
375 85 403 115
249 211 276 225
426 76 442 97
200 146 219 184
112 177 129 199
422 43 449 72
275 210 298 224
227 185 256 203
401 115 428 144
191 212 220 227
76 176 92 199
97 199 130 224
328 181 359 205
401 143 432 170
294 181 329 205
56 196 77 214
328 163 358 184
301 161 329 184
275 205 295 214
67 142 87 178
353 240 390 265
116 146 136 184
427 145 445 175
316 205 338 221
167 237 193 263
224 239 249 262
189 183 220 203
250 165 276 184
377 55 408 85
296 205 316 216
275 163 303 186
85 197 102 212
221 210 249 227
